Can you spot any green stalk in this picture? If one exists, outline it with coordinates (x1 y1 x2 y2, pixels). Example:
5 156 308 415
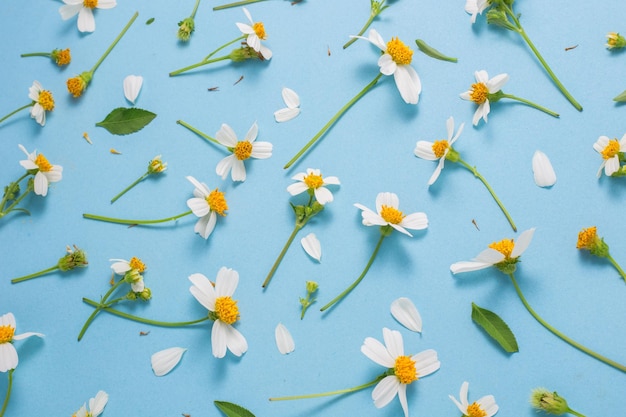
0 370 14 417
176 120 220 145
169 55 231 77
606 254 626 282
499 93 559 118
204 36 245 61
0 103 32 125
568 408 587 417
82 210 193 225
20 52 51 58
0 173 29 212
189 0 201 19
110 172 149 203
77 279 126 341
11 265 59 284
269 375 383 401
89 12 139 74
0 183 33 219
213 0 267 11
262 224 303 288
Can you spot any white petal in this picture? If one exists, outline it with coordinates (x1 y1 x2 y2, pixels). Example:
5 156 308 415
196 211 217 239
372 376 400 409
459 381 470 407
259 44 272 60
400 212 429 231
59 3 82 20
33 172 49 196
281 87 300 108
12 331 44 341
367 29 387 50
286 182 309 196
378 54 397 76
361 337 395 367
274 323 295 354
189 273 216 311
30 104 45 126
474 70 489 84
211 320 228 358
242 7 253 24
231 160 247 182
487 73 509 93
215 267 239 297
382 327 404 358
250 142 272 159
605 155 620 176
397 384 409 417
89 390 109 417
313 187 333 205
123 75 143 104
414 141 437 160
532 150 557 187
413 349 440 377
474 248 505 264
96 0 116 9
151 347 187 376
224 324 248 356
511 228 535 258
186 175 209 196
216 155 235 180
236 22 254 35
450 261 493 274
0 313 15 328
301 233 322 262
0 344 18 372
375 192 399 212
274 107 301 122
428 158 445 185
77 7 95 32
390 297 422 332
244 122 258 143
186 197 210 217
216 124 238 147
393 65 421 104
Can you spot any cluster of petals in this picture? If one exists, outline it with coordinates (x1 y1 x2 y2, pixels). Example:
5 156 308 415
0 312 43 373
449 381 499 417
109 258 145 292
236 8 272 60
215 122 272 182
73 391 109 417
414 116 464 185
28 81 54 126
460 70 509 125
186 176 227 239
354 192 428 237
593 134 626 177
274 87 301 122
59 0 116 33
18 144 63 197
287 168 340 205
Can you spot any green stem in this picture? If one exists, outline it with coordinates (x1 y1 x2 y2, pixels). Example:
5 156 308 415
189 0 201 19
82 210 192 225
509 273 626 373
77 279 126 341
606 254 626 282
499 93 559 118
269 375 383 401
169 55 231 76
284 72 383 169
11 265 60 284
0 370 14 417
213 0 267 11
320 233 386 312
0 173 30 212
20 52 51 58
0 183 33 219
262 224 303 288
176 120 220 145
89 11 138 74
343 12 377 49
567 408 587 417
204 35 245 60
457 159 517 232
110 172 149 203
82 298 212 327
0 103 32 125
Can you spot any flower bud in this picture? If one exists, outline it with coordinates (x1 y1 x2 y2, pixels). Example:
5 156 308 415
606 32 626 49
139 287 152 301
124 269 144 285
230 46 261 62
305 281 319 294
147 155 167 174
57 245 88 271
177 18 195 42
530 388 570 415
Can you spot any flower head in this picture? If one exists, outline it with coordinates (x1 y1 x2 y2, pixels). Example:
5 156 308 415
51 48 72 66
460 70 509 125
593 134 626 177
59 0 117 33
450 228 535 275
147 155 167 174
465 0 491 23
0 312 44 372
215 122 272 182
606 32 626 49
18 144 63 197
110 257 146 292
28 81 55 126
236 8 272 60
186 176 228 239
287 168 340 205
58 245 89 271
530 388 571 415
354 192 428 237
449 381 499 417
361 328 439 417
414 116 464 185
178 17 195 41
72 391 109 417
576 226 611 258
189 268 248 358
66 72 92 98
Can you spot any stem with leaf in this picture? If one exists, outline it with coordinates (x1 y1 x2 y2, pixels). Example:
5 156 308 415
269 374 384 401
82 210 193 225
0 178 33 220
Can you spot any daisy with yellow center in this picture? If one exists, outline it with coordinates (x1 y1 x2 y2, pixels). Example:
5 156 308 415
577 226 626 282
593 134 626 177
214 122 273 182
59 0 116 33
235 8 272 59
110 155 168 203
18 144 63 197
186 176 228 239
0 81 56 127
449 381 499 417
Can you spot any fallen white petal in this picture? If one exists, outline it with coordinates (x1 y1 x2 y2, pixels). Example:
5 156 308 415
275 323 295 354
390 297 422 332
123 75 143 104
532 150 556 187
281 87 300 108
151 347 187 376
274 107 301 123
301 233 321 262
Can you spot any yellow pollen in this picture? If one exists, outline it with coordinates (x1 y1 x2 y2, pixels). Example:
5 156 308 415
601 139 621 160
303 173 324 189
253 22 267 40
576 226 598 250
67 77 85 98
470 82 489 104
386 37 413 65
38 90 55 112
488 238 514 258
55 49 71 66
233 141 253 160
34 154 53 172
432 139 450 158
207 189 228 216
83 0 98 8
214 296 239 325
0 325 15 344
467 402 487 417
129 257 146 273
394 355 417 384
380 205 404 224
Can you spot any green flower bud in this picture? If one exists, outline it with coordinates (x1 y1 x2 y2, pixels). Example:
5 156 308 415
178 17 195 42
305 281 319 293
606 32 626 49
139 287 152 301
57 245 88 271
230 46 261 62
530 388 570 415
147 155 167 174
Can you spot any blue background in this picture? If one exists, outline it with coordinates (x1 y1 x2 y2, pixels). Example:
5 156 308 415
0 0 625 416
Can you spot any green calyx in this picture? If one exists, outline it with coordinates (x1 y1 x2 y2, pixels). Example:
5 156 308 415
291 201 324 227
530 388 570 415
178 17 195 41
445 147 461 163
230 46 261 62
57 246 88 271
494 257 519 275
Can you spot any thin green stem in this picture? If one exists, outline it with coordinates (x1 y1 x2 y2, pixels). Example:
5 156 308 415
204 35 245 60
177 120 220 145
0 369 14 417
269 375 383 401
457 159 517 232
262 224 303 288
0 173 30 212
0 183 33 219
508 273 626 373
11 265 59 284
110 172 149 203
82 210 192 225
343 13 377 49
0 103 32 125
189 0 201 19
169 55 231 76
606 254 626 282
20 52 51 58
77 279 126 341
89 11 138 74
567 408 587 417
320 233 386 312
284 72 383 169
213 0 267 11
499 93 559 118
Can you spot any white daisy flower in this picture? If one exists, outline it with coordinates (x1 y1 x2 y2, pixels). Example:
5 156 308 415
151 347 187 376
532 150 557 187
0 312 43 372
185 176 228 239
236 7 272 60
465 0 491 24
72 391 109 417
450 381 499 417
18 144 63 197
274 87 301 122
188 268 248 358
390 297 422 333
28 81 55 126
414 116 465 185
300 233 322 262
287 168 340 205
109 257 146 292
361 328 440 417
593 134 626 177
123 75 143 104
275 323 295 355
215 122 272 182
460 70 509 125
59 0 117 33
354 192 428 237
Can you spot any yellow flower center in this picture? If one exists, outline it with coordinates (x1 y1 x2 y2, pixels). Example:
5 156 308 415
380 205 404 224
394 355 417 384
607 33 618 46
37 90 55 111
432 139 450 158
67 77 85 98
83 0 98 8
214 296 239 324
303 173 324 189
488 238 514 258
34 154 53 172
601 139 621 160
0 325 15 344
129 257 146 272
467 402 487 417
207 189 228 216
386 37 413 65
55 49 71 66
576 226 598 250
149 158 166 173
253 22 267 40
234 141 253 161
470 82 489 104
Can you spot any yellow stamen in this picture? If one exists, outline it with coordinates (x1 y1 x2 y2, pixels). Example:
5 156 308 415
303 173 324 189
67 76 86 98
0 325 15 344
601 139 621 160
488 239 514 258
394 355 417 384
129 257 146 272
467 402 487 417
54 49 71 66
214 296 239 324
38 90 55 111
470 82 489 104
432 139 449 159
607 33 618 47
207 189 228 216
576 226 598 250
233 141 253 160
34 154 53 172
386 37 413 65
380 205 404 224
83 0 98 8
252 22 266 40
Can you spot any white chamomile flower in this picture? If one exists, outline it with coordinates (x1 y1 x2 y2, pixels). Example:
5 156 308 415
460 70 509 125
215 122 273 182
450 381 499 417
465 0 491 24
287 168 340 205
72 391 109 417
185 176 228 239
593 134 626 177
18 144 63 197
354 192 428 237
151 347 187 376
274 87 301 122
390 297 422 333
300 233 322 262
0 312 44 372
236 7 272 60
532 150 557 187
59 0 117 33
109 257 146 292
414 116 464 185
28 81 55 126
274 323 295 355
123 75 143 104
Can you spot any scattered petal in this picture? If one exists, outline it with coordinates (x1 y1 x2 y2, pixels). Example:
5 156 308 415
390 297 422 332
532 150 556 187
301 233 321 262
274 107 301 123
151 347 187 376
123 75 143 104
275 323 295 354
281 87 300 108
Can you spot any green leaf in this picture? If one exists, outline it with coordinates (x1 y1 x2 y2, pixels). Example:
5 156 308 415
214 401 256 417
146 17 155 25
415 39 458 63
471 302 519 353
96 107 156 135
613 89 626 102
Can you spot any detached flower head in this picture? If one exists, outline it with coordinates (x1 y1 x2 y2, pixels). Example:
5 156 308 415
460 70 509 125
66 72 92 98
414 116 464 185
361 328 440 417
576 226 612 259
530 388 571 415
465 0 491 23
28 81 55 126
189 268 248 358
287 168 340 205
606 32 626 49
186 176 228 239
236 8 272 60
449 381 499 417
0 312 44 372
593 134 626 177
354 192 428 237
59 0 117 33
51 48 72 66
215 122 272 182
72 390 109 417
18 144 63 197
110 257 146 292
